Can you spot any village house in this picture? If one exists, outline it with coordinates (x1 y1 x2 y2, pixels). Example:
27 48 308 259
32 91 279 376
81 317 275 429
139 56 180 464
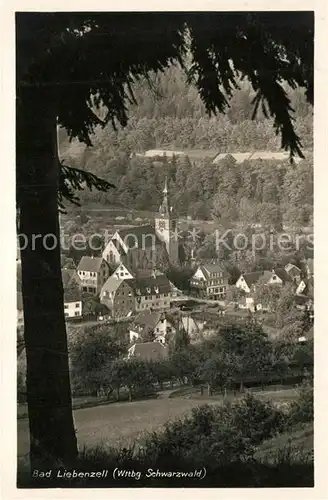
180 314 206 341
235 268 290 294
63 287 82 319
111 262 135 280
189 263 229 300
77 256 111 295
100 277 135 319
129 310 176 344
284 263 302 283
296 276 314 298
127 341 169 362
129 274 173 312
234 268 292 312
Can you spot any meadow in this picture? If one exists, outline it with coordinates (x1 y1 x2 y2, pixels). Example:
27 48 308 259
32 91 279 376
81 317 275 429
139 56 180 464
17 387 297 462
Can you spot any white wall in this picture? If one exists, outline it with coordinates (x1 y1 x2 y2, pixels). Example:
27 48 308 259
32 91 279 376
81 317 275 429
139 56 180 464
235 276 250 293
64 300 82 318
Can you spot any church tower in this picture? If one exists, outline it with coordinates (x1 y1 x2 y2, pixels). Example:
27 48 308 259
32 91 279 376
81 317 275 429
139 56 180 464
155 177 179 265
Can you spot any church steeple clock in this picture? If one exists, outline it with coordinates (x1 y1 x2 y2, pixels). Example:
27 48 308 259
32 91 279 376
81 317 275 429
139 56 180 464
155 176 179 264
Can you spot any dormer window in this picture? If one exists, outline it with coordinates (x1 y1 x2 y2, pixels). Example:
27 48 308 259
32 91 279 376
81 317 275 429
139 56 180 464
154 287 159 294
146 287 151 294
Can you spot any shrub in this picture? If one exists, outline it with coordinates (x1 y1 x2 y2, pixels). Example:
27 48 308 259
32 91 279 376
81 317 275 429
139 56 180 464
288 378 313 425
230 392 287 445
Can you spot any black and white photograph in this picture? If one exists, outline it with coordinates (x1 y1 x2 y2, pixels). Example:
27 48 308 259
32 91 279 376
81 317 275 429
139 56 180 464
12 8 318 490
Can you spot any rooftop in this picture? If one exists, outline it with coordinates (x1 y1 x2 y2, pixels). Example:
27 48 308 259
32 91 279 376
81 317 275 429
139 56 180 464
116 224 162 249
129 274 172 295
213 151 307 165
77 256 104 273
64 287 81 303
101 276 127 296
128 341 169 361
201 263 229 278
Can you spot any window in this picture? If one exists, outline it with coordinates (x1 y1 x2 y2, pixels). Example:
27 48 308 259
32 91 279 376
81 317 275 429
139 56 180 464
120 272 124 277
75 303 80 308
65 313 69 317
272 275 277 280
64 304 68 309
164 293 168 297
74 311 80 316
82 287 88 292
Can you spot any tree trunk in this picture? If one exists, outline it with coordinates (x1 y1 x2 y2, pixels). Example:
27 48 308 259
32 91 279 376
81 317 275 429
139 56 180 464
128 388 132 402
207 383 212 396
17 87 77 469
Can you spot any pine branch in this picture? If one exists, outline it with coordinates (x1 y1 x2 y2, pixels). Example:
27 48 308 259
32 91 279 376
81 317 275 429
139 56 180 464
58 163 115 212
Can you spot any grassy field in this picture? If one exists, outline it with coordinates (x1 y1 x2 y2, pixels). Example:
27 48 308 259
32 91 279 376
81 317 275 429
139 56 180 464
17 388 297 462
17 395 218 460
254 422 314 462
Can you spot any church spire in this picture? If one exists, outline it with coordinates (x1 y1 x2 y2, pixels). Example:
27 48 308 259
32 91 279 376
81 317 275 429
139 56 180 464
163 176 168 194
159 177 170 217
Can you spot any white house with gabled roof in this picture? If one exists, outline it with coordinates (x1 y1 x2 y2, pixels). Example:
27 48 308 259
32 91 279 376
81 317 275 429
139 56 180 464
77 256 111 295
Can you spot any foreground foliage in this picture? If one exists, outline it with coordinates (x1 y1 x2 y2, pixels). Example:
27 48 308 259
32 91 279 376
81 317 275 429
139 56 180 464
17 389 313 488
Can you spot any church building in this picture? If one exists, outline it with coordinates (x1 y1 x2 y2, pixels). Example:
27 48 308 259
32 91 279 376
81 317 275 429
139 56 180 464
102 178 179 271
154 177 179 266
